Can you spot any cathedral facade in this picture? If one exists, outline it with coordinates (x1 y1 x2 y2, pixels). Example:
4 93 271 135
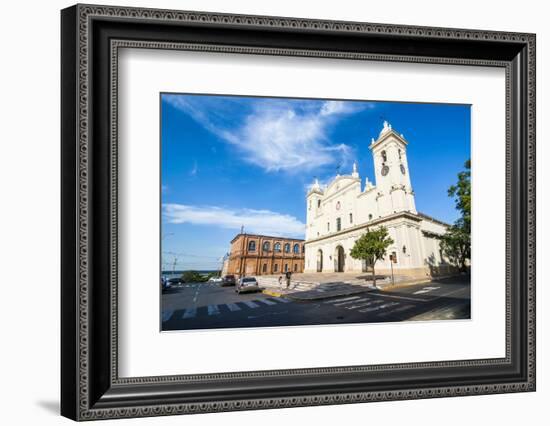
304 121 452 278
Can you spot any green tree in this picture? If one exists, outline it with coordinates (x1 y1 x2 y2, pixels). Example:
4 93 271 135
448 159 471 232
438 218 470 272
432 159 471 272
181 270 208 283
349 226 394 287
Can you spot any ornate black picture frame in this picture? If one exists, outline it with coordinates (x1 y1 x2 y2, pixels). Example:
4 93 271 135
61 4 536 421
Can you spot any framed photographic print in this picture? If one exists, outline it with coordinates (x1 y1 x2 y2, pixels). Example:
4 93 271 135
61 4 536 421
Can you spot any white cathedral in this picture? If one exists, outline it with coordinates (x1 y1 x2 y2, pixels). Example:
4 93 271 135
304 121 452 278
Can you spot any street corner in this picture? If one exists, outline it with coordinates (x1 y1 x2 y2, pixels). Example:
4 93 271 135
378 278 432 292
261 288 285 298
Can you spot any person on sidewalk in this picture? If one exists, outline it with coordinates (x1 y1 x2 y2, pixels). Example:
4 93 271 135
278 275 283 287
285 271 292 289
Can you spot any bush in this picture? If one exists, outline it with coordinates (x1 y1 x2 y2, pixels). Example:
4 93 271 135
181 270 208 283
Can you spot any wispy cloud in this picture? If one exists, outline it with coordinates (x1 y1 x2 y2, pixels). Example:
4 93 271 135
189 160 198 177
163 203 305 238
163 95 373 173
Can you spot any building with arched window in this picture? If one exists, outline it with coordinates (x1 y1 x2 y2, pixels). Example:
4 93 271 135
226 233 305 277
304 121 452 278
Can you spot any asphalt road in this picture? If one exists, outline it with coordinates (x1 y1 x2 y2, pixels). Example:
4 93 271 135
161 276 470 331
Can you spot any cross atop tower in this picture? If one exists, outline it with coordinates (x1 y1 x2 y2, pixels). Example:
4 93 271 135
351 161 359 178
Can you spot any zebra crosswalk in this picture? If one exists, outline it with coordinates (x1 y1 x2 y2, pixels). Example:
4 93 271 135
322 293 420 319
162 292 426 324
162 297 292 322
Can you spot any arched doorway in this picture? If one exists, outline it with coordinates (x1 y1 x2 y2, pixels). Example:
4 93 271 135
316 249 323 272
334 246 345 272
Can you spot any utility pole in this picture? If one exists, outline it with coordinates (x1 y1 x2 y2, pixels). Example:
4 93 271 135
389 254 395 285
172 255 178 276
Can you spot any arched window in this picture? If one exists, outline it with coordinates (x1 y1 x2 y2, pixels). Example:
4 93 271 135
293 264 298 272
262 241 270 252
293 243 299 254
284 243 290 253
381 150 387 162
262 263 267 273
368 213 373 220
274 264 279 272
284 264 289 272
274 242 281 252
248 240 256 251
302 245 305 253
349 213 353 224
317 199 321 208
398 149 402 160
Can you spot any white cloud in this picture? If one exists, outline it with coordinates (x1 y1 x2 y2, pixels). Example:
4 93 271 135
163 203 305 238
189 160 198 176
164 95 371 173
320 100 363 116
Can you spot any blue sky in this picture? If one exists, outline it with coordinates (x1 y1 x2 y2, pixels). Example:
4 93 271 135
161 93 470 271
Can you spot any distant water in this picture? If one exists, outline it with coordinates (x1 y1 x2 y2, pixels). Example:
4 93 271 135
162 270 217 280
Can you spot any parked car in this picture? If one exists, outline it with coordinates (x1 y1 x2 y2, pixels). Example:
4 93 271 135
221 274 236 286
208 276 223 283
160 277 172 291
236 276 260 294
167 277 182 286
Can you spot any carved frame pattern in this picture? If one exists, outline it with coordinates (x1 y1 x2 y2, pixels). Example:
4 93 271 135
61 4 536 420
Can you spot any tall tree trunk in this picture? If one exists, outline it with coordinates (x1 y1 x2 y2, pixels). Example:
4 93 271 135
372 260 376 287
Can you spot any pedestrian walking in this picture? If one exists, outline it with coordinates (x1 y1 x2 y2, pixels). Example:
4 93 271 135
285 271 292 289
278 275 282 287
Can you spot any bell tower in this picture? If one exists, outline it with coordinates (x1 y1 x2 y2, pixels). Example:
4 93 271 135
306 179 324 240
370 121 416 216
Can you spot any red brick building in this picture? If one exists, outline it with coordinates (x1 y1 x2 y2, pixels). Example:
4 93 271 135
226 233 305 277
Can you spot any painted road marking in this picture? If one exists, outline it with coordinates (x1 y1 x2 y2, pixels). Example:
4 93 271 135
334 297 371 307
207 305 220 315
369 292 427 302
226 303 241 312
378 304 414 316
243 301 260 309
258 298 277 306
182 307 197 319
324 296 361 304
346 300 383 310
359 302 400 313
192 285 200 304
413 286 441 295
162 310 173 322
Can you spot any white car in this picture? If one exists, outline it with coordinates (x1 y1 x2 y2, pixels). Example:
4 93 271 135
208 276 223 283
235 277 260 294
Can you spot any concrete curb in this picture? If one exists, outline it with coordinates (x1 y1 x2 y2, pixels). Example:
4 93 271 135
283 287 373 302
379 274 466 292
262 287 373 301
262 289 286 298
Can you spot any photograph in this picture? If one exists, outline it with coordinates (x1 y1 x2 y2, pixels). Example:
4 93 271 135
57 3 536 420
160 94 472 331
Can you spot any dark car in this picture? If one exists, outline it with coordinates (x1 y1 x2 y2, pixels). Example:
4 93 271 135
167 277 182 286
161 276 171 292
221 274 236 286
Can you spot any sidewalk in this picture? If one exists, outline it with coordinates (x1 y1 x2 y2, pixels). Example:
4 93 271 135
262 282 375 301
259 273 465 301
